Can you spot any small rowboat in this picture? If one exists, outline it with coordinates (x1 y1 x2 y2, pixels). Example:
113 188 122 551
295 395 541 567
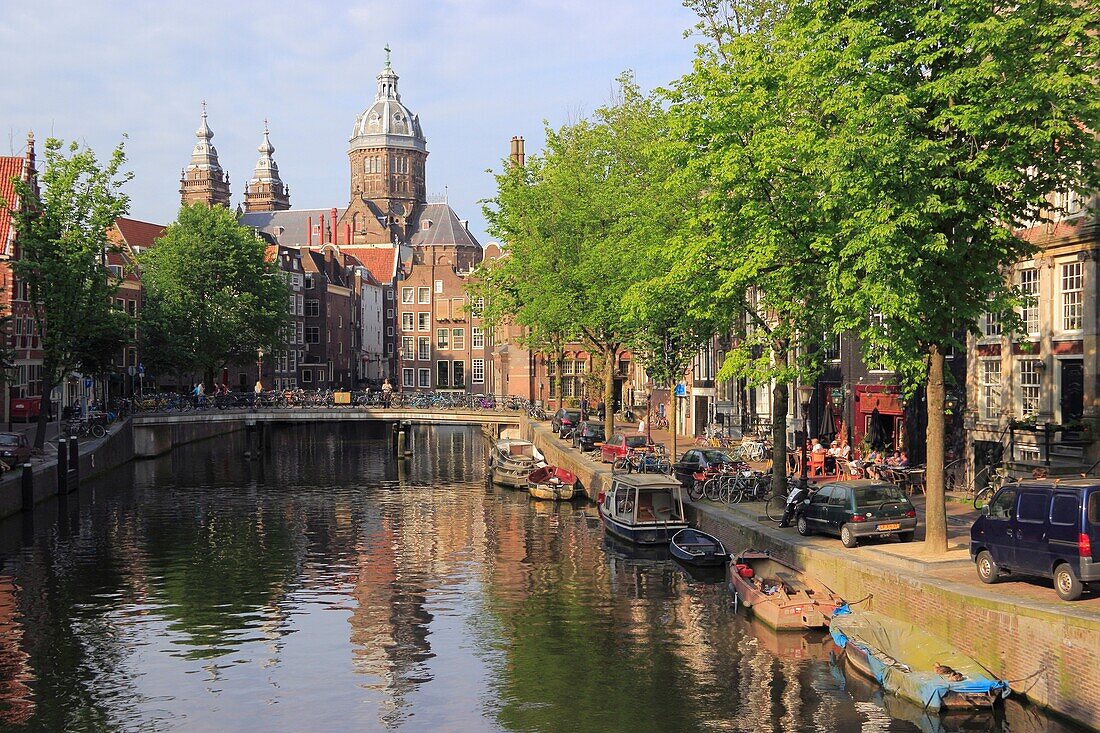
669 528 729 567
830 607 1009 712
728 551 844 630
527 465 578 501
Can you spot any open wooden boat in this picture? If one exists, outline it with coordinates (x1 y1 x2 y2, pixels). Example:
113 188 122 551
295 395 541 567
669 528 729 567
598 474 688 545
527 465 578 501
489 439 543 489
728 551 844 630
830 607 1009 712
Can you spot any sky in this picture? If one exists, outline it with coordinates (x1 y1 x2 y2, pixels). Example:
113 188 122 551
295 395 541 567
2 0 702 246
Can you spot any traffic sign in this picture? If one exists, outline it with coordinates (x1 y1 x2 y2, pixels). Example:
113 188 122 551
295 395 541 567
138 363 145 375
84 378 93 389
674 383 687 397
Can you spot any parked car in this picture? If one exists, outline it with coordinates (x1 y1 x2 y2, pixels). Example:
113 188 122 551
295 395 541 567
571 421 606 452
970 480 1099 601
0 432 31 468
672 448 736 488
600 433 652 463
796 480 917 548
551 408 583 437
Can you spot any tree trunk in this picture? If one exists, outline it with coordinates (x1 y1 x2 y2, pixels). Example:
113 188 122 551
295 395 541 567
771 380 789 499
924 345 948 554
671 389 679 459
33 366 58 450
603 345 618 440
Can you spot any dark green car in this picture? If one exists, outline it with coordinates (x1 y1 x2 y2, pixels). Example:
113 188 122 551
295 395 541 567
796 480 917 547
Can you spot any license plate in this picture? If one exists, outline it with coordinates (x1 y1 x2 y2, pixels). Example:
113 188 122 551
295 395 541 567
877 523 901 531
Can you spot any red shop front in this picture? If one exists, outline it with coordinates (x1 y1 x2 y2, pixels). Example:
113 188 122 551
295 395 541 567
853 385 904 452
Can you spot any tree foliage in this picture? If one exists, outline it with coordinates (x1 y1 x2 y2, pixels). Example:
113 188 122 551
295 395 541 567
139 203 287 384
4 137 132 447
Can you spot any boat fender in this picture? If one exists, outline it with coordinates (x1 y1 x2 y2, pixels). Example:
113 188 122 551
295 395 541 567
597 491 605 504
736 564 754 578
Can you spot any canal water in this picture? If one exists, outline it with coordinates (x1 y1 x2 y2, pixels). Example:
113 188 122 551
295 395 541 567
0 424 1086 733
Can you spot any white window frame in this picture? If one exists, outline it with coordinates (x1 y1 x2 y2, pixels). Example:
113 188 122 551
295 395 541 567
434 279 444 294
980 359 1001 422
471 358 485 384
402 367 414 387
418 368 431 388
452 360 465 388
1018 267 1039 336
1019 359 1041 418
401 336 414 357
452 328 464 350
401 287 414 304
418 287 431 304
401 312 414 332
436 360 450 388
436 328 449 350
472 327 484 349
418 312 430 331
417 336 430 361
1060 261 1083 332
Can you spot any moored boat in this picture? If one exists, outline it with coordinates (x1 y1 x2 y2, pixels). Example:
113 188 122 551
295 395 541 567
728 551 844 630
489 439 544 489
830 607 1010 712
527 465 578 501
598 474 688 545
669 528 729 567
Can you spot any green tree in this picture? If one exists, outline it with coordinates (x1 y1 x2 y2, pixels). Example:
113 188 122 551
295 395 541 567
667 0 842 494
481 77 666 439
801 0 1100 552
139 203 287 387
4 138 132 448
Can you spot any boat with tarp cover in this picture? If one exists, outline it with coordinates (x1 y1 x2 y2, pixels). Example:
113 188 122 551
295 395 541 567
527 465 578 501
830 607 1009 712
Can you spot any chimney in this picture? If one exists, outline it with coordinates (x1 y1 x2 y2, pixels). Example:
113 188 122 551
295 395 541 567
346 223 352 247
517 136 525 166
509 136 518 165
319 211 327 246
331 207 338 244
307 216 313 247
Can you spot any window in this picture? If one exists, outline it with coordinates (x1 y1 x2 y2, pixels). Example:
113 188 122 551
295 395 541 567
434 280 444 294
386 288 393 300
127 300 136 316
437 328 449 349
823 333 841 362
437 360 449 387
296 295 303 316
418 312 430 331
988 488 1016 519
305 299 320 317
304 274 314 290
386 326 394 337
980 360 1001 422
472 358 485 384
305 327 320 344
1061 261 1083 331
401 287 414 304
1018 268 1039 335
472 327 484 349
867 313 889 371
452 361 464 387
418 287 430 304
296 322 304 344
108 264 123 279
982 310 1002 338
452 328 464 350
418 336 430 361
451 298 465 319
302 369 313 383
402 312 414 331
386 309 394 319
1050 494 1080 526
1017 492 1050 523
471 297 484 318
402 336 414 357
418 368 431 388
402 368 414 387
1019 359 1041 418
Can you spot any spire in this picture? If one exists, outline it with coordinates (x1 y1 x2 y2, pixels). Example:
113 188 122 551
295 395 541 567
376 48 400 102
189 101 224 173
180 102 231 208
384 43 391 69
243 119 290 212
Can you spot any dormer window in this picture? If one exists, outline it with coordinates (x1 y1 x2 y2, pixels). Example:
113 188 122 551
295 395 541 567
421 219 433 231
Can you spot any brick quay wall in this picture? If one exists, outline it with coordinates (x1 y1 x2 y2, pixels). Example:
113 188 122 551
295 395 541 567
521 417 1100 731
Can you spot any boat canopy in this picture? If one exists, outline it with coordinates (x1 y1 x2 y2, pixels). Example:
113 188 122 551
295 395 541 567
830 607 1009 709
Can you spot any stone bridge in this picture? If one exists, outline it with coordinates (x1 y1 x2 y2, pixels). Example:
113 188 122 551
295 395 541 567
131 408 524 457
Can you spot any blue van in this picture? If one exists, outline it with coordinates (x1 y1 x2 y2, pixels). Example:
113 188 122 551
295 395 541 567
970 480 1100 600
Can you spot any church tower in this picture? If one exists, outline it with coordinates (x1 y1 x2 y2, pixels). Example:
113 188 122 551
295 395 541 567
243 121 291 212
179 103 232 208
339 47 428 244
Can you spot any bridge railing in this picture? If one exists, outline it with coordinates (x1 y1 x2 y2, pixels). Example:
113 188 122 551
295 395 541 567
119 390 550 420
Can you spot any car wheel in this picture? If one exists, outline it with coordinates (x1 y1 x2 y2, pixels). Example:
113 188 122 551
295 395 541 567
898 531 914 543
975 550 1001 584
840 524 858 548
796 515 812 536
1054 563 1084 601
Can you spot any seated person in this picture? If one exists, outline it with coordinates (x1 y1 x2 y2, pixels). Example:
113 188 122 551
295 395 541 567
837 440 852 460
810 438 825 454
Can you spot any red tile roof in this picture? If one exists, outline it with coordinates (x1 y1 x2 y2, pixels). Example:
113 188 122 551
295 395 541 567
341 245 398 285
0 156 27 255
114 217 166 250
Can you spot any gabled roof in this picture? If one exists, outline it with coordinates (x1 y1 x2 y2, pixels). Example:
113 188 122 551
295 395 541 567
240 208 346 248
341 245 399 285
409 203 481 248
0 156 26 255
114 217 166 250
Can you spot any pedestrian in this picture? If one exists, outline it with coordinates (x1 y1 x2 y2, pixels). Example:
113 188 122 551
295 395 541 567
254 379 264 395
580 395 588 421
382 378 393 406
637 417 646 435
596 400 605 421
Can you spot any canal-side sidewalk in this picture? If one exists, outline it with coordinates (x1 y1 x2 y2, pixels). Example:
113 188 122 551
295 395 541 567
523 417 1100 729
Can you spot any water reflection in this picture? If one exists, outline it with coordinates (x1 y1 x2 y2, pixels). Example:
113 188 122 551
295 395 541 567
0 424 1088 732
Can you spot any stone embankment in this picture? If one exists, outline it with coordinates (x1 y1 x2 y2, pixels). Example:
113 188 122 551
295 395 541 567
522 416 1100 731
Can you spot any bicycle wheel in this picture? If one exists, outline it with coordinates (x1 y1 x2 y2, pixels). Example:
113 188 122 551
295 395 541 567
973 486 995 511
765 495 787 522
90 424 107 439
688 480 705 501
613 457 630 472
703 478 722 501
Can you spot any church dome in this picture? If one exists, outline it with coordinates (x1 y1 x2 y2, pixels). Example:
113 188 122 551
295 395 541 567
350 53 426 154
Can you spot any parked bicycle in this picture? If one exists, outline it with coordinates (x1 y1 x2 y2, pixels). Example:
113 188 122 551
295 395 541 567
946 458 1007 509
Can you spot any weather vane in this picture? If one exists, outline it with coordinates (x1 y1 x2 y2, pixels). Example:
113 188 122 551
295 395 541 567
384 43 391 68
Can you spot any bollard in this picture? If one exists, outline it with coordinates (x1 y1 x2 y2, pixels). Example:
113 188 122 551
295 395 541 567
57 438 68 495
21 462 33 511
68 434 79 489
396 429 406 458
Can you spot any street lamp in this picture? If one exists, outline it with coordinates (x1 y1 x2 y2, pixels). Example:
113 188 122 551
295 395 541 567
644 386 652 442
798 383 815 489
257 347 265 390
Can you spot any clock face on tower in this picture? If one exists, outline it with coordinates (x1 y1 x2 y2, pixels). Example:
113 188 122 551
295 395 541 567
389 200 407 218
